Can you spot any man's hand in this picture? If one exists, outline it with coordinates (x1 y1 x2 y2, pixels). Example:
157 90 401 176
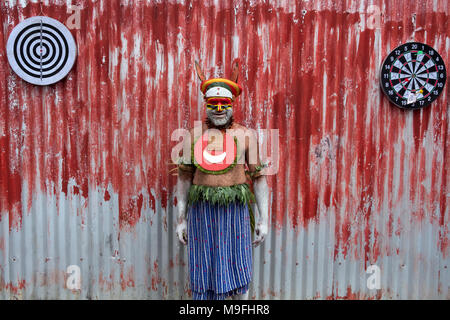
176 219 188 245
252 220 268 247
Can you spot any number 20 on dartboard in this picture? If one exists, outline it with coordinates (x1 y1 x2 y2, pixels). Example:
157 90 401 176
380 42 446 109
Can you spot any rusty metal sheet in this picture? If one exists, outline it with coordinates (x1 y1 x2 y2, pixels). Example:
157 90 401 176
0 0 448 299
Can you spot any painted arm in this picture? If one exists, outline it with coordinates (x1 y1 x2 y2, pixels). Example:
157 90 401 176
176 174 192 245
252 175 269 247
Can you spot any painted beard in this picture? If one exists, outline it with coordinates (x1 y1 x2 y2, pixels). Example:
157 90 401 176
206 107 233 129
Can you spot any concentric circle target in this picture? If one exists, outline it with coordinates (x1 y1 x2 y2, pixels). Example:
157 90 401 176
380 42 446 109
6 16 77 86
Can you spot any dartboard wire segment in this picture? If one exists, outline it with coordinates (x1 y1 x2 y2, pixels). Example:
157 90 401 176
380 42 446 109
6 16 77 86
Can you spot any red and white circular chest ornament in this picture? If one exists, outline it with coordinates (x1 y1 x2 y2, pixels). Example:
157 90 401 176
193 131 237 174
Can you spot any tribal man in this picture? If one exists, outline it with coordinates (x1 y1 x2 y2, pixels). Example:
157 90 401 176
176 61 269 300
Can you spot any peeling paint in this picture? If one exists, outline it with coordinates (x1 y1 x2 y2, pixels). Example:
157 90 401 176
0 0 448 299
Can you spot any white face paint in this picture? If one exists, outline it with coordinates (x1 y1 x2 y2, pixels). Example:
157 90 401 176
206 106 233 127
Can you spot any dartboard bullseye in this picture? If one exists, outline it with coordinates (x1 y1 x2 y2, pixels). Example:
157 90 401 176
380 42 446 109
6 16 77 86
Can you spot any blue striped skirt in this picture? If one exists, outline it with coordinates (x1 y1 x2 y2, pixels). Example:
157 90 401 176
187 201 253 300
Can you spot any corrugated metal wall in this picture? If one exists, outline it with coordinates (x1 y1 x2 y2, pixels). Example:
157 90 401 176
0 0 448 299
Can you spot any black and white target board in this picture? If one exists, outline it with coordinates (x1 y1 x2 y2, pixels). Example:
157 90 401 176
6 16 77 86
380 42 446 109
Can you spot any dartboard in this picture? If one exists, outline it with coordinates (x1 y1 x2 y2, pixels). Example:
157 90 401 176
380 42 446 109
6 16 77 86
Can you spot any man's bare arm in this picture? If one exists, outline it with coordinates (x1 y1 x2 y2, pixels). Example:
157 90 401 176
176 173 192 245
252 175 269 247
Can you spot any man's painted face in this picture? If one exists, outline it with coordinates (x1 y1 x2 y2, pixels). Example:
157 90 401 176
205 97 233 127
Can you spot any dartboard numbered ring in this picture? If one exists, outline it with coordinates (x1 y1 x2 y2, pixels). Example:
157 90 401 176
6 16 77 86
380 42 446 109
